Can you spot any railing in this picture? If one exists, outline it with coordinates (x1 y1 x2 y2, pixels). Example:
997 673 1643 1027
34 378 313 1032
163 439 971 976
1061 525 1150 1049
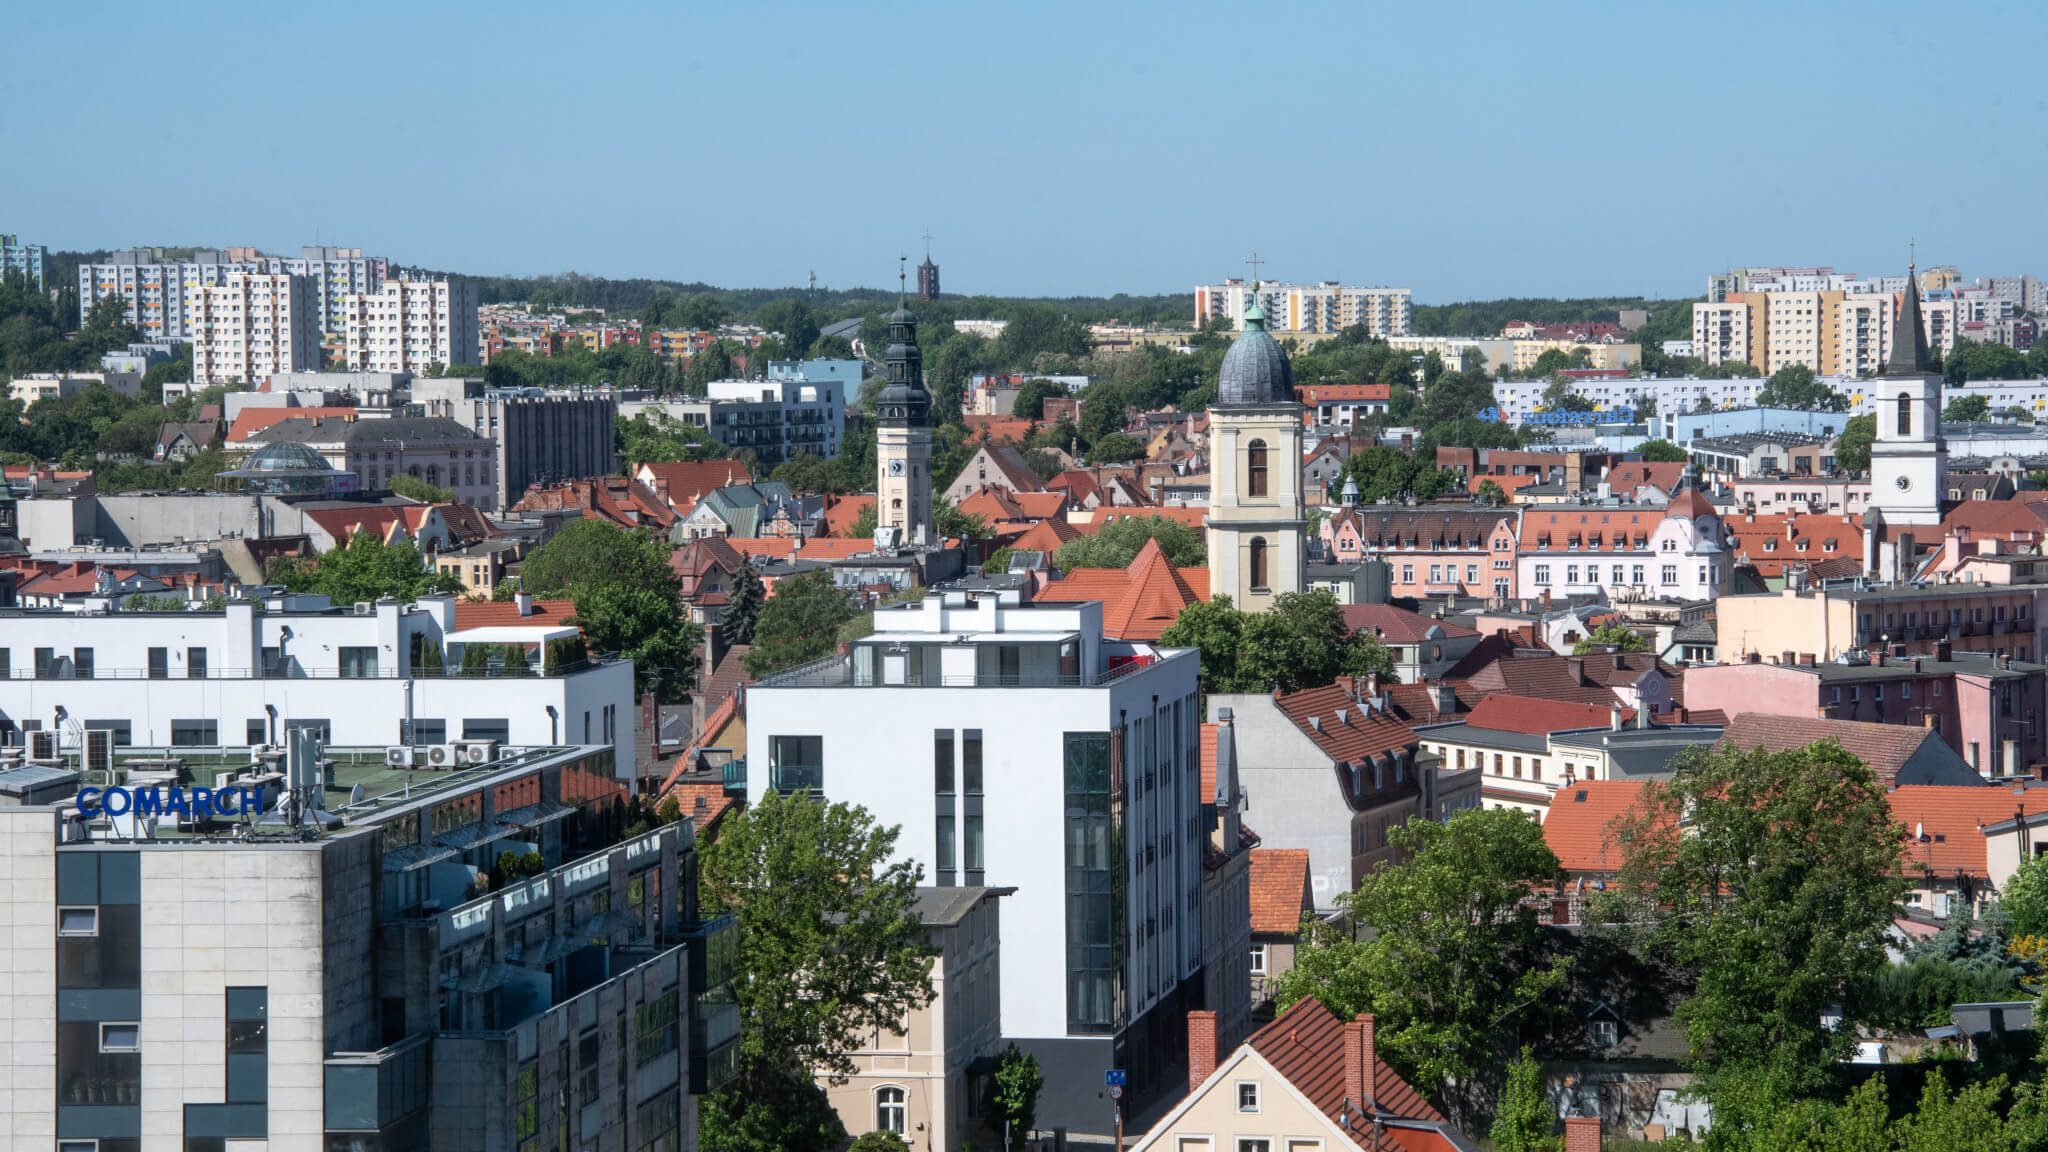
1 658 615 682
720 758 746 789
755 651 1179 689
769 764 823 793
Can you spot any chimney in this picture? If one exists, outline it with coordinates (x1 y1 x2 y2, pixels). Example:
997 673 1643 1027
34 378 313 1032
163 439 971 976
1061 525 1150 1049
515 591 533 617
1541 588 1553 613
1565 1115 1602 1152
1747 651 1761 664
1800 653 1816 666
1187 1010 1218 1093
1344 1014 1378 1114
1568 656 1586 683
1936 639 1953 661
1923 712 1937 730
1432 682 1457 714
1635 705 1650 729
1613 652 1627 670
1609 706 1624 731
1782 650 1795 666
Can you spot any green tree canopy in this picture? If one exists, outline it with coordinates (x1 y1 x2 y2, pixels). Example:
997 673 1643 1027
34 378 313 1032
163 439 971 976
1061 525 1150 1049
389 473 456 503
1053 514 1206 570
1011 378 1067 420
1834 413 1877 473
723 562 764 647
1602 739 1909 1107
267 532 464 605
1757 364 1850 412
992 1042 1043 1149
1161 590 1396 695
516 518 700 699
1087 432 1146 463
1337 445 1465 503
1571 622 1649 655
744 569 857 678
1274 808 1570 1124
1944 340 2030 384
1538 375 1595 411
1637 439 1689 462
1490 1048 1558 1152
1942 393 1991 423
619 411 725 468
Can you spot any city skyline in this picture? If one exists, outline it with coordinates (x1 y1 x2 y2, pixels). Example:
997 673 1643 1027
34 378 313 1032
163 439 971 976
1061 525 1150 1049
8 0 2045 301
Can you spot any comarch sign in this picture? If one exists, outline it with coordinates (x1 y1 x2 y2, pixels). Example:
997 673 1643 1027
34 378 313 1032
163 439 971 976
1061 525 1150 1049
1478 406 1635 426
76 786 264 819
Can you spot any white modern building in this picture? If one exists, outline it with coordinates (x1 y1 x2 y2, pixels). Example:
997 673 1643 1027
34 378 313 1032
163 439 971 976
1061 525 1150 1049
191 273 321 385
8 372 143 405
1195 279 1412 337
0 736 733 1151
1491 375 1777 423
0 593 634 779
344 279 480 374
619 374 844 469
77 248 389 340
743 591 1215 1134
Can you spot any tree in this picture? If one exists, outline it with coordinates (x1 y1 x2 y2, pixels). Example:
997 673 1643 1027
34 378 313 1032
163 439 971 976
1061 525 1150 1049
1996 853 2048 939
755 298 819 360
1161 591 1396 696
699 791 932 1140
1538 376 1594 411
1944 339 2030 384
1274 809 1570 1124
517 519 700 700
991 1042 1043 1150
934 498 993 541
1943 393 1991 423
268 532 465 605
1834 413 1876 473
390 473 456 503
724 562 764 646
701 1070 847 1152
1475 479 1507 505
1604 740 1909 1105
1491 1048 1558 1152
1053 514 1206 570
1011 378 1066 420
770 451 837 494
1638 439 1689 462
1087 432 1146 463
744 569 857 677
684 339 738 394
1757 364 1849 412
1571 623 1649 655
619 411 724 467
846 1132 909 1152
122 593 186 612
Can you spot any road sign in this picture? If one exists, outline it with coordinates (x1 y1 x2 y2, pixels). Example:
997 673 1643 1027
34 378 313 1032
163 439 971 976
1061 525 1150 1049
1105 1069 1126 1087
1108 1086 1122 1100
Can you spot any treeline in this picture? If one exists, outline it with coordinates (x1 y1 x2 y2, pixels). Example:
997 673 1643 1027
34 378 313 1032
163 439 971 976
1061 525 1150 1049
1411 295 1695 338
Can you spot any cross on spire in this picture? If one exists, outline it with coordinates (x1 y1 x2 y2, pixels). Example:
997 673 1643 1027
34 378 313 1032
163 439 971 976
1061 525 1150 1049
921 230 935 259
898 256 907 299
1244 251 1265 284
1909 237 1917 269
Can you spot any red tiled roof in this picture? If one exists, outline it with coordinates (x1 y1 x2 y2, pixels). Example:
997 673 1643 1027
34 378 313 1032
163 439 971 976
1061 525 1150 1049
303 506 413 547
1381 681 1481 725
1518 507 1663 551
1462 653 1622 707
957 486 1026 524
1889 785 2034 879
1246 999 1446 1130
1465 694 1628 735
637 459 754 505
1543 780 1649 873
1034 538 1210 641
227 406 359 443
821 493 875 537
1012 491 1069 519
1010 518 1082 553
966 416 1036 444
1248 849 1312 935
453 598 579 630
1339 603 1479 645
1603 461 1685 495
1272 679 1419 773
1726 512 1863 576
1938 499 2048 541
657 780 736 833
1722 712 1943 789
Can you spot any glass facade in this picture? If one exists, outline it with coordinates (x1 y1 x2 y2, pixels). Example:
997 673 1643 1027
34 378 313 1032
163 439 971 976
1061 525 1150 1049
1063 732 1123 1034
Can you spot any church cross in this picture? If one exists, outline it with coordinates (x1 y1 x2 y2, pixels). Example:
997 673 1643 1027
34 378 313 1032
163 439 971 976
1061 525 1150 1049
1244 251 1264 283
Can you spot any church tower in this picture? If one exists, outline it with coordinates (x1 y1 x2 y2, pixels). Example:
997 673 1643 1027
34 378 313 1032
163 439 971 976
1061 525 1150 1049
876 281 933 545
1864 265 1947 577
1206 287 1305 610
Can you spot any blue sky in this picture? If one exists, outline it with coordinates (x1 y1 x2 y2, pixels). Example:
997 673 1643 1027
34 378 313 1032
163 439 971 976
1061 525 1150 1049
6 0 2043 302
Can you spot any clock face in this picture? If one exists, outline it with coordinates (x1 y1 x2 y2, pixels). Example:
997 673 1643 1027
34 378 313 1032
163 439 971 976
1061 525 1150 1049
888 459 906 477
1895 475 1911 491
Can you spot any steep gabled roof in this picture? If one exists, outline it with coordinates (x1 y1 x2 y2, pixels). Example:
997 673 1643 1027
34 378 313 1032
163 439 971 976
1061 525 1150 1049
636 459 754 506
1010 517 1082 554
1340 603 1479 645
1721 712 1947 788
1543 780 1650 874
1246 999 1446 1128
821 493 875 537
1602 461 1685 496
226 405 359 443
1272 679 1420 769
1889 785 2034 879
1726 512 1864 576
1033 538 1209 640
1249 849 1312 934
1465 694 1628 735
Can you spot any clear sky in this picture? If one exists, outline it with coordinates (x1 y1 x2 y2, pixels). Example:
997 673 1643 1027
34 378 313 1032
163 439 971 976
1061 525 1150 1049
7 0 2043 302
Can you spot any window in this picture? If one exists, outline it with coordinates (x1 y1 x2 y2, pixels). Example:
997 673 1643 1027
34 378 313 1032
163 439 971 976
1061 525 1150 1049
58 907 97 936
188 647 207 679
171 720 218 747
1247 440 1269 497
246 719 267 746
1567 565 1579 585
148 647 169 679
1249 942 1267 975
226 986 267 1105
1239 1141 1272 1152
877 1087 907 1134
1429 564 1443 585
1588 1017 1620 1048
1237 1081 1260 1112
1534 564 1551 585
100 1022 140 1051
1249 537 1269 591
963 730 983 794
339 646 378 678
770 735 823 792
1401 564 1414 584
935 730 955 795
1896 393 1912 437
73 648 94 679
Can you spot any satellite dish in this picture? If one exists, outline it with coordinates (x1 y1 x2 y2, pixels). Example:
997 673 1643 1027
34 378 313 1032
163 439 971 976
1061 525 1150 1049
349 784 366 805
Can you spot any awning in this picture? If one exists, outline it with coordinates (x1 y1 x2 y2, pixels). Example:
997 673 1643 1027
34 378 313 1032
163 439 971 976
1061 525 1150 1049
497 800 575 829
443 625 579 645
382 843 459 872
436 822 521 852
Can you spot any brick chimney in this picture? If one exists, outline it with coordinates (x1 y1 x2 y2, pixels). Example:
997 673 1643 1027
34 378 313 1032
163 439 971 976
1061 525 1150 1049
1187 1010 1218 1093
1565 1114 1601 1152
1344 1014 1378 1113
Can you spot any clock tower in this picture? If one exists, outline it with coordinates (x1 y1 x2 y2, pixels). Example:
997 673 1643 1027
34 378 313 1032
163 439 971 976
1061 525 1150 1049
876 283 933 545
1864 264 1946 578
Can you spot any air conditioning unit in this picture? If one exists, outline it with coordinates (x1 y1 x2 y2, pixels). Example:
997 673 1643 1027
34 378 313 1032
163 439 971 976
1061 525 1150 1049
425 743 455 768
384 746 417 768
353 602 375 616
29 730 58 760
459 741 497 764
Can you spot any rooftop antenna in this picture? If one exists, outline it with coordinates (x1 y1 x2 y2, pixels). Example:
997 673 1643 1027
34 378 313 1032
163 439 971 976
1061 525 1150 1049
808 269 816 294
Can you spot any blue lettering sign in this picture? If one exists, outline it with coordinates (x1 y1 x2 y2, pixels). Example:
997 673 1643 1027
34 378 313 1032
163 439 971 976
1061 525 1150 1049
77 786 100 810
1477 406 1502 423
76 786 264 820
133 789 162 818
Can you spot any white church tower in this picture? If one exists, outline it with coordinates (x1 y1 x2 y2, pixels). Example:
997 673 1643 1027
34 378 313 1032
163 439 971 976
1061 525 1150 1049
1864 265 1947 579
1206 287 1305 610
875 277 933 546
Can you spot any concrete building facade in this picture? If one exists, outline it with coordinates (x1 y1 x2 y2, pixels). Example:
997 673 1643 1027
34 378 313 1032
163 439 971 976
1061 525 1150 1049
414 378 619 509
344 279 479 374
1196 279 1413 337
191 274 321 386
1 232 47 289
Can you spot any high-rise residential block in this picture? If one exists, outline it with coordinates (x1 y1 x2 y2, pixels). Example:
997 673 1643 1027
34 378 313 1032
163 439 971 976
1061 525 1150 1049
77 247 387 340
1194 279 1412 337
345 279 479 374
191 273 320 385
0 233 47 289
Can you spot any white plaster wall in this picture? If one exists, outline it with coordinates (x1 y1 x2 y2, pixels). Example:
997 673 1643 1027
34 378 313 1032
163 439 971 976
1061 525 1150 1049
0 809 59 1149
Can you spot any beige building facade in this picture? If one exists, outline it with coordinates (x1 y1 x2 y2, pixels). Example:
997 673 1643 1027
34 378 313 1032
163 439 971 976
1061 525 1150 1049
343 278 479 373
192 272 320 385
823 887 1008 1152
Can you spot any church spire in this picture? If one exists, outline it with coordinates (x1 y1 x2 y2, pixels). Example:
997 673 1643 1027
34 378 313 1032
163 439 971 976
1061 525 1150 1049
1885 263 1931 375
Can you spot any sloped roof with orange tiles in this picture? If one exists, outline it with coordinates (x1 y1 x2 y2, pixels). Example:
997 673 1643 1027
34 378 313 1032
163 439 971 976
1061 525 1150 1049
227 406 359 443
1604 461 1686 495
1464 693 1629 735
1247 999 1446 1130
1010 517 1082 553
638 459 754 501
1889 785 2034 878
1726 512 1863 576
967 416 1036 444
821 493 875 537
1543 780 1650 873
303 506 413 546
957 486 1026 524
1272 679 1420 773
656 779 736 833
1938 499 2048 540
1248 849 1312 934
1297 383 1391 404
1519 506 1662 550
1340 603 1479 645
453 598 579 630
1382 681 1481 725
1722 712 1944 788
1012 491 1068 519
1034 538 1210 640
725 538 798 562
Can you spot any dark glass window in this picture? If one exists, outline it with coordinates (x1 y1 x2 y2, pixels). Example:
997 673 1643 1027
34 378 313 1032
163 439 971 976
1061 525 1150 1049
171 720 218 747
770 735 823 792
1064 732 1120 1033
934 730 954 795
148 648 169 680
339 647 378 678
1249 537 1269 591
188 647 207 679
226 987 266 1105
59 903 140 988
1247 440 1269 497
963 730 983 795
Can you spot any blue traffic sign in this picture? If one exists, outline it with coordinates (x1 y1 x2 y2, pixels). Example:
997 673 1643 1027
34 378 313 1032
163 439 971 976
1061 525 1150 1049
1105 1069 1126 1087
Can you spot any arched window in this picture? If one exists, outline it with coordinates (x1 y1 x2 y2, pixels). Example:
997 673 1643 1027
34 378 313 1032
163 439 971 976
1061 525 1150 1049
1247 440 1269 497
1249 536 1269 591
876 1087 907 1134
1897 393 1912 438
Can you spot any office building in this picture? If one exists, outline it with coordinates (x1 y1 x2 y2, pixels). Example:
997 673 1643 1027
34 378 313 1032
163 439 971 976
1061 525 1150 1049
0 733 732 1151
244 415 499 511
344 279 479 374
414 378 618 510
743 592 1211 1132
1195 279 1412 337
617 373 843 475
77 248 388 340
1 233 47 289
191 274 321 385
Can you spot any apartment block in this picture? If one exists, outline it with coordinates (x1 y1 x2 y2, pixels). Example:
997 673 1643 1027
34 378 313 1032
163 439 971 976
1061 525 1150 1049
77 247 387 340
0 232 46 289
1195 279 1412 337
1693 296 1761 367
191 273 320 385
345 279 480 374
618 375 844 470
